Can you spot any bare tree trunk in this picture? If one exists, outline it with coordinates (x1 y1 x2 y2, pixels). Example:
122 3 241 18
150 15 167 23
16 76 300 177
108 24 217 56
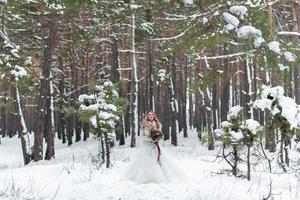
194 62 201 132
267 0 275 38
0 92 6 139
182 59 188 137
14 85 32 165
66 113 74 146
147 40 154 111
75 117 81 142
58 56 66 144
221 53 230 122
252 60 259 121
205 87 214 150
170 56 178 146
34 10 57 161
233 145 238 176
83 122 90 141
130 6 138 147
44 13 58 160
161 83 170 140
104 132 110 168
243 57 251 119
247 144 251 180
82 49 90 141
188 64 193 130
111 35 125 145
211 83 217 150
291 0 300 139
45 70 55 160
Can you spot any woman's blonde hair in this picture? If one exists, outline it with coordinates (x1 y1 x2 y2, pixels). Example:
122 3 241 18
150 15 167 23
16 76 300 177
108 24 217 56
141 111 161 129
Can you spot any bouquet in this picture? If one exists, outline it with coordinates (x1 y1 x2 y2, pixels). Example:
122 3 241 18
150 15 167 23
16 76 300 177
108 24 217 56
150 128 163 164
150 128 163 143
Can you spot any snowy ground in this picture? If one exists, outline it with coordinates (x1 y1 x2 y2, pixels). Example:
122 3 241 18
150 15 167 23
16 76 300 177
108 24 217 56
0 130 300 200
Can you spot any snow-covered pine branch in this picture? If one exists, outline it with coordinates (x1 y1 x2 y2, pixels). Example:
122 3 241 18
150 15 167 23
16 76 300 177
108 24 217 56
254 85 300 170
254 85 300 129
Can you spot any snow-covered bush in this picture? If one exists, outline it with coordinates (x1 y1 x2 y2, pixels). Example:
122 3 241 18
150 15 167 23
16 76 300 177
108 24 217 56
254 85 300 170
78 81 126 168
215 105 261 180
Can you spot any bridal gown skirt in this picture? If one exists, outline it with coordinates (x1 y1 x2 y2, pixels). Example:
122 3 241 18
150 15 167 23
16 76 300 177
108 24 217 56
122 141 186 184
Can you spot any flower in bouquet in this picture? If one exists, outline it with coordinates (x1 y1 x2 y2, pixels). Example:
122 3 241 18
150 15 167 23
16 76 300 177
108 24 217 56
150 129 163 143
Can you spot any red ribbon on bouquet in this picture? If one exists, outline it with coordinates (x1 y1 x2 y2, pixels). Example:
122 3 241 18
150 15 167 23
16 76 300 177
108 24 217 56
155 142 161 164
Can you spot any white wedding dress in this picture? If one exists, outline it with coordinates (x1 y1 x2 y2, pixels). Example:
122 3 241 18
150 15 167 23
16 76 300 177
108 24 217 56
122 121 186 184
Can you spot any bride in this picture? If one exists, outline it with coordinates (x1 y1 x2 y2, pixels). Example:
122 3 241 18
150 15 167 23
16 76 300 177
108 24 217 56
122 111 186 184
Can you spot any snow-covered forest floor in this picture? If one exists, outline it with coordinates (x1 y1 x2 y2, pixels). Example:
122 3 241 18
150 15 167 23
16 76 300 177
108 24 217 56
0 130 300 200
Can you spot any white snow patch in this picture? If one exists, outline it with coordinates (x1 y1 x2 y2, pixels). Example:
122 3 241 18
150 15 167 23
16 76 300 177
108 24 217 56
253 98 273 110
140 22 154 34
214 128 224 137
229 5 248 19
241 119 260 134
268 41 281 54
237 25 262 38
10 49 19 58
261 85 284 99
0 131 299 200
78 94 96 102
221 121 231 128
283 51 297 62
227 105 242 120
278 64 289 71
254 37 265 48
183 0 193 5
90 115 97 128
225 23 235 31
158 69 166 82
80 104 99 111
11 65 27 80
99 111 117 120
104 81 113 87
24 56 33 65
222 12 240 27
130 3 142 9
230 130 244 140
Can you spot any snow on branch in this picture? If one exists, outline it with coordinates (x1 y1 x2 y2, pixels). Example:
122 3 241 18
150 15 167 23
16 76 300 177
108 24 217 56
161 11 207 21
118 49 134 53
267 0 280 6
149 28 189 41
195 50 257 60
278 31 300 37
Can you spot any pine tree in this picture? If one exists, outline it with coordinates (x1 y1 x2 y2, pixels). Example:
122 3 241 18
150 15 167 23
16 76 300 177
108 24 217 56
78 80 127 168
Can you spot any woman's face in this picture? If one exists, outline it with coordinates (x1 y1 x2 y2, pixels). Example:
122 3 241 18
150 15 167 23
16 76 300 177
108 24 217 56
147 112 155 121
